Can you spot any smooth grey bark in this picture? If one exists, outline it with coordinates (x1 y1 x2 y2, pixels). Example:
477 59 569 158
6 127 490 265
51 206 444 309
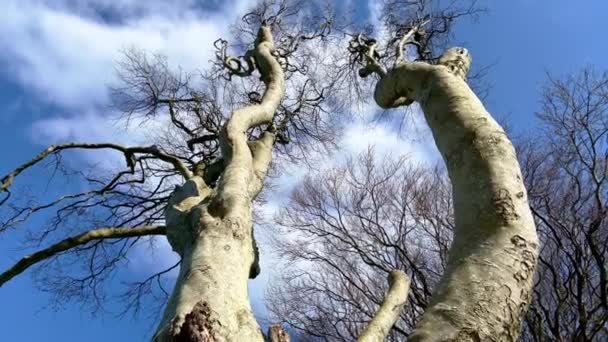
358 271 411 342
153 25 284 342
374 48 539 341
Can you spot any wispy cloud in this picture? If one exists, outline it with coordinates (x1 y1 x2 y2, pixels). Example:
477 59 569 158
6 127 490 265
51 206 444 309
0 0 260 170
0 0 253 111
0 0 439 325
0 0 257 276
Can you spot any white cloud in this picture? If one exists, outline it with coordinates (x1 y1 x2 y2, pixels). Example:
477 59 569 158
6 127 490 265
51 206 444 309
367 0 383 29
0 0 253 111
29 112 126 144
34 0 208 19
1 0 443 326
1 0 256 169
340 109 441 167
367 0 389 42
342 122 403 156
0 0 255 278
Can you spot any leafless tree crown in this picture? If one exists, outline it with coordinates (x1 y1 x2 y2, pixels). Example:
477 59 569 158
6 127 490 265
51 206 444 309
0 0 343 319
267 68 608 341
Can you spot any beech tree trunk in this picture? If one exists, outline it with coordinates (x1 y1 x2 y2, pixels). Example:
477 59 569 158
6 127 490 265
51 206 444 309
153 26 284 342
374 48 539 341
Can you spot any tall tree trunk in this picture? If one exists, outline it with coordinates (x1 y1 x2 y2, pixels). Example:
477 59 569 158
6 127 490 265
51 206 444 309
153 25 284 342
153 177 262 341
374 48 539 341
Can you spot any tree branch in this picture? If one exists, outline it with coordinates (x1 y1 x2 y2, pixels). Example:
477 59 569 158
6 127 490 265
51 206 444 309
214 24 285 214
214 39 255 79
187 134 218 151
0 143 192 194
358 270 410 342
248 130 276 197
394 18 430 66
0 225 166 287
349 34 387 78
165 100 196 137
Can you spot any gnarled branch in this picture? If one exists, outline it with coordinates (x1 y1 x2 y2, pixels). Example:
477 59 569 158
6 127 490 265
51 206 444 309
214 39 256 79
394 18 431 65
348 34 387 78
214 24 285 214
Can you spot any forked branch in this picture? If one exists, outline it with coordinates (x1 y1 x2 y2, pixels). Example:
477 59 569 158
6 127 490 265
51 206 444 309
0 143 192 194
394 18 431 65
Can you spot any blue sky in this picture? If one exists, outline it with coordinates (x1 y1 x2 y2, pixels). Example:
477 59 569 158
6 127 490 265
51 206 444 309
1 0 608 341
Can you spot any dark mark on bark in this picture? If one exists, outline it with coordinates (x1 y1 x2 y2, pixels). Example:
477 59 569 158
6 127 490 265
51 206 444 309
494 189 519 224
173 301 219 342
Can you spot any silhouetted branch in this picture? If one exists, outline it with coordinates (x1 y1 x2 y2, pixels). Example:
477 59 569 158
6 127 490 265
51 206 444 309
0 143 192 196
0 225 166 287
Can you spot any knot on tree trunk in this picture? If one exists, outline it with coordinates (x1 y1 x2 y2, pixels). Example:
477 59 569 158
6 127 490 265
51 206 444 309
165 177 213 255
172 301 219 342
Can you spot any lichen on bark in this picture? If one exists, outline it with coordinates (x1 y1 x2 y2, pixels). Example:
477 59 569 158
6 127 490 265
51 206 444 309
371 47 539 341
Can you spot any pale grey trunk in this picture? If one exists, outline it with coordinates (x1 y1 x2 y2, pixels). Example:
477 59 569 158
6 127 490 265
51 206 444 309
152 25 284 342
358 271 411 342
153 177 261 341
374 49 538 341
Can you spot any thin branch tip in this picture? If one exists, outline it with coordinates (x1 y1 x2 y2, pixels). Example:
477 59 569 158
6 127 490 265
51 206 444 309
0 225 166 287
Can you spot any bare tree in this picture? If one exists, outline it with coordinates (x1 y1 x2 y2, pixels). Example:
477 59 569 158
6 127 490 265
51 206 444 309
347 0 538 338
267 68 608 341
519 68 608 342
267 149 453 340
0 1 345 340
1 0 544 340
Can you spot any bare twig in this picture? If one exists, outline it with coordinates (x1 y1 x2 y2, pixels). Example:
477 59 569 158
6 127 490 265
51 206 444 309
348 34 387 78
0 143 192 195
0 225 166 287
